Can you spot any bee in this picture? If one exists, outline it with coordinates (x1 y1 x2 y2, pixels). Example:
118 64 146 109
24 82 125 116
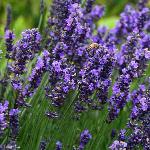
87 43 99 50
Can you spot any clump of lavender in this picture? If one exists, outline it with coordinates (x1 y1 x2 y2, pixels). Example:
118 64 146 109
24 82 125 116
9 28 42 107
75 44 115 113
78 129 92 150
105 1 150 45
45 0 111 116
0 101 9 136
126 84 150 149
110 83 150 150
108 31 150 121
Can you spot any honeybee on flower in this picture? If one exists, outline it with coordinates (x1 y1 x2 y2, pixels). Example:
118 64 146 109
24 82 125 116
87 42 99 50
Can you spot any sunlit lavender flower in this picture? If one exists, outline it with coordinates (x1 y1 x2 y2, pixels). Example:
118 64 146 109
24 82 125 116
23 50 50 97
56 141 62 150
109 140 127 150
11 28 41 74
0 101 9 136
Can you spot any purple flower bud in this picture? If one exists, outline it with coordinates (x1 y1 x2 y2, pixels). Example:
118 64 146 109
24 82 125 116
79 129 92 150
56 141 62 150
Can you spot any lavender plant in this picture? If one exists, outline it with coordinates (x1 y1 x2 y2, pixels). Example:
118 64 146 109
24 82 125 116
0 0 150 149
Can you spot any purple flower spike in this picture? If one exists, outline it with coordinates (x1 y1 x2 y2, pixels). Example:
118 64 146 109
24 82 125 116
9 109 20 139
0 101 9 136
56 141 62 150
79 129 92 150
12 28 42 75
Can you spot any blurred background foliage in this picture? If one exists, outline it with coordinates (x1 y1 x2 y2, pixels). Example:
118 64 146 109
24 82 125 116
0 0 140 37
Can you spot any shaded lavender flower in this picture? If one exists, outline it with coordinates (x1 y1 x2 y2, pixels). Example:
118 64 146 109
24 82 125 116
40 0 44 14
91 5 105 20
111 129 116 139
84 0 95 13
79 129 92 150
109 140 127 150
118 129 126 141
40 140 47 150
138 0 148 11
0 101 9 136
144 21 150 32
5 4 12 31
9 109 20 139
56 141 62 150
45 111 58 119
4 30 15 59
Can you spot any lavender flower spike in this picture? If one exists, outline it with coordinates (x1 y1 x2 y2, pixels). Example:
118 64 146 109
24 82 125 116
0 101 9 136
9 109 20 139
79 129 92 150
4 30 15 59
56 141 62 150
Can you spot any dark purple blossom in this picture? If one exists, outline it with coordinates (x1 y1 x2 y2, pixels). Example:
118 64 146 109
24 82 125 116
4 30 15 59
5 4 12 31
9 109 20 139
40 140 47 150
